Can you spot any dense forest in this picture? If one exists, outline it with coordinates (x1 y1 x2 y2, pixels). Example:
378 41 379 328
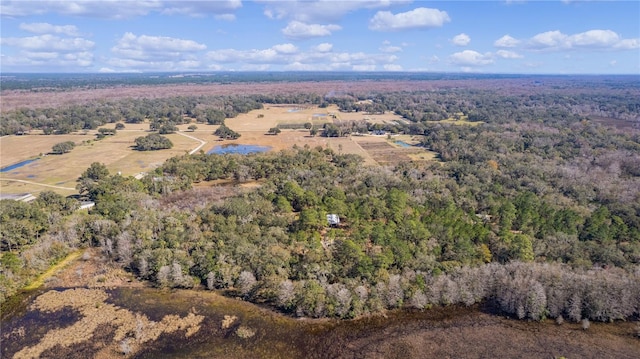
2 81 639 323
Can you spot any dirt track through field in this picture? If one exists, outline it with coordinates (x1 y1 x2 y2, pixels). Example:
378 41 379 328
0 178 76 190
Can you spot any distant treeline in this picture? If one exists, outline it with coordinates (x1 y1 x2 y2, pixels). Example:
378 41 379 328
2 86 639 136
0 72 605 91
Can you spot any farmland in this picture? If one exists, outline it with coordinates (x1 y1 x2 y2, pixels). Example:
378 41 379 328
1 104 437 196
1 129 196 195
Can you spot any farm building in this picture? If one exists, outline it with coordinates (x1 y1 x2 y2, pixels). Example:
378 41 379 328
0 193 36 202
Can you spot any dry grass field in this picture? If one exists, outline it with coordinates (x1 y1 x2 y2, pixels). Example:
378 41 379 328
1 105 438 196
0 129 201 195
336 109 409 125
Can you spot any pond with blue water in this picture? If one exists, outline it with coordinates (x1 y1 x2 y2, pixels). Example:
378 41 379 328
0 158 39 173
207 144 271 155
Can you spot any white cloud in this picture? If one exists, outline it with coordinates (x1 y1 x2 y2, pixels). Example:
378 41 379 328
449 50 494 66
1 34 94 52
19 22 80 36
241 64 271 71
1 49 94 69
111 33 206 61
529 30 567 48
369 7 450 31
1 0 242 19
496 50 523 59
494 35 520 48
570 29 619 47
272 43 298 54
451 33 470 46
207 47 282 64
207 44 399 71
1 26 95 70
1 1 161 19
161 0 242 17
282 21 341 39
353 64 376 71
384 64 403 71
613 38 640 50
527 29 639 51
285 62 331 71
107 33 206 70
314 43 333 52
379 41 404 53
262 0 408 23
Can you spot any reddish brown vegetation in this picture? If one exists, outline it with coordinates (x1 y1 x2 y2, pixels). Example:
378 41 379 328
0 78 612 111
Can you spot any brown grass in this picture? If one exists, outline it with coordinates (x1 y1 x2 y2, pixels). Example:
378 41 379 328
1 105 440 196
0 128 203 195
14 288 204 359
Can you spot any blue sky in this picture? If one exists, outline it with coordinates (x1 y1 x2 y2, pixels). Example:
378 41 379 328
1 1 639 74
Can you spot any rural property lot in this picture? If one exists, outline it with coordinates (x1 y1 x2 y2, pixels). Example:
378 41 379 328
0 129 198 195
1 102 436 196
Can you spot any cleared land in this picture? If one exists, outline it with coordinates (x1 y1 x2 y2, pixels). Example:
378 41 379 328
1 105 437 195
0 129 199 195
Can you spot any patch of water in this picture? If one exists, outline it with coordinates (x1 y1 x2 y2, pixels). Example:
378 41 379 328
207 144 271 155
0 158 39 173
395 141 413 148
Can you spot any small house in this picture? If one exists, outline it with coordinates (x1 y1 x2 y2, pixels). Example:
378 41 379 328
327 214 340 227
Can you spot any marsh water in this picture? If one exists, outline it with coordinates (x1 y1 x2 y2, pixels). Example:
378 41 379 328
3 286 639 359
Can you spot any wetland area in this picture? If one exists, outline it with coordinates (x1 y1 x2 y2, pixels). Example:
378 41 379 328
2 250 639 359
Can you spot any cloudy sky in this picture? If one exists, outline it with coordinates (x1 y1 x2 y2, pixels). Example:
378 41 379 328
1 0 638 74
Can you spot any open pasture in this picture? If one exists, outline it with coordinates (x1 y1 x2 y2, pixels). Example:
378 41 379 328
1 105 438 195
0 134 94 167
335 108 408 125
0 129 201 195
226 104 333 132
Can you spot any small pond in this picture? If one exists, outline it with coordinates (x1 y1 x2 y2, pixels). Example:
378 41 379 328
207 144 271 155
394 141 413 148
0 158 39 173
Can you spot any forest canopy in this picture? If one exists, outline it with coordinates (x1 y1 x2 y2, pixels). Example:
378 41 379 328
1 78 639 322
